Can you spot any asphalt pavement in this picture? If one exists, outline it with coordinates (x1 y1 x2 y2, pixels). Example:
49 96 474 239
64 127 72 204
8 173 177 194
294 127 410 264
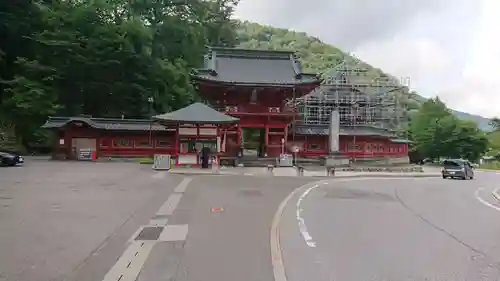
3 160 500 281
279 171 500 281
0 160 317 281
0 161 183 281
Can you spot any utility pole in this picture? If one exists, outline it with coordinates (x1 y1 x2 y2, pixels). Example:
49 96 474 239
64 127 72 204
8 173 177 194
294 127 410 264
148 97 154 145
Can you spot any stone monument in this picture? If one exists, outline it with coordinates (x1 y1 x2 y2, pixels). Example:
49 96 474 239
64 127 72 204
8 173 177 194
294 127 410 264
325 110 350 167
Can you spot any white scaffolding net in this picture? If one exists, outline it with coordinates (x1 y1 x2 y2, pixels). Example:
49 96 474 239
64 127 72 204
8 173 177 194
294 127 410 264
292 58 408 131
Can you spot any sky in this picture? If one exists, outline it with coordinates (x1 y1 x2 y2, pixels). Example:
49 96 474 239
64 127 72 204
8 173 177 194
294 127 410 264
234 0 500 118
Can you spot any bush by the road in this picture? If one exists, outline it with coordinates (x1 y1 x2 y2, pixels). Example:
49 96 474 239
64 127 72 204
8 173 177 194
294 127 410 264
479 161 500 170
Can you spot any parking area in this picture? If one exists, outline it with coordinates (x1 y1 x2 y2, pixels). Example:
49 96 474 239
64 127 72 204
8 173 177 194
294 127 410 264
0 160 182 281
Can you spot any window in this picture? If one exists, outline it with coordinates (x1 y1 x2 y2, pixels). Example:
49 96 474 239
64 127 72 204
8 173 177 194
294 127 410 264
308 143 321 150
379 144 384 152
366 144 371 151
113 139 132 147
156 139 171 148
135 139 152 148
373 144 378 152
398 146 403 153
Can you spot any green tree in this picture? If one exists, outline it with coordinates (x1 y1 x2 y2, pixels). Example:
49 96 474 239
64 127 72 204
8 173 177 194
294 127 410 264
409 97 488 161
489 117 500 131
0 0 239 151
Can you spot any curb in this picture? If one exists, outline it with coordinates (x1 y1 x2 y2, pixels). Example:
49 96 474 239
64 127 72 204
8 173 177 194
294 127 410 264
168 170 441 178
492 188 500 202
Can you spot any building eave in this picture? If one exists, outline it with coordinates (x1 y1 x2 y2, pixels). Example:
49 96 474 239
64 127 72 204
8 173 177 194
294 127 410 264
192 74 321 88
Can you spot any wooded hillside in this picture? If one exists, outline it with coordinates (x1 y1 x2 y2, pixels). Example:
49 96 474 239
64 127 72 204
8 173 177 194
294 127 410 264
235 21 491 131
0 1 491 154
0 0 238 151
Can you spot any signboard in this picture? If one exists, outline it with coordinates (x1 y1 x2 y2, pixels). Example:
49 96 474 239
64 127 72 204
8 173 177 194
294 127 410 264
153 154 171 170
78 148 93 161
279 154 293 167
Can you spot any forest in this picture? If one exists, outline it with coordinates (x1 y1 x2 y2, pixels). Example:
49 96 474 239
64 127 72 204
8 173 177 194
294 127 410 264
0 1 492 161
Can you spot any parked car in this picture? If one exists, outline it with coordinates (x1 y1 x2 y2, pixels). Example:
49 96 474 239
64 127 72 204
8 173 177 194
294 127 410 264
0 151 24 166
441 159 474 180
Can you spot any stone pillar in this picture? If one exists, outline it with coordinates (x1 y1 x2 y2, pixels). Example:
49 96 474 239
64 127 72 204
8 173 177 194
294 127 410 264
329 110 340 153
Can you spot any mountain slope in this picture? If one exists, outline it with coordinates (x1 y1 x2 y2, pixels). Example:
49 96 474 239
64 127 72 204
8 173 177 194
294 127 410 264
235 21 491 131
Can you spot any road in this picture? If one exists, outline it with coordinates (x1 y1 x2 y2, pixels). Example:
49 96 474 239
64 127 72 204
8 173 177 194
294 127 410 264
0 160 316 281
278 171 500 281
2 160 500 281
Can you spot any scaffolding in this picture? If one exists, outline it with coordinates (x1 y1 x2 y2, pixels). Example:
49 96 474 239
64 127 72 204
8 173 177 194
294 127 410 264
293 58 408 131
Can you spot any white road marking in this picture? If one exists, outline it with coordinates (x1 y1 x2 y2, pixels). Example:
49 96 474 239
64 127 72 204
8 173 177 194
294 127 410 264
108 177 192 279
102 241 155 281
475 187 500 212
156 194 183 216
158 224 189 241
294 177 434 249
174 178 192 193
272 177 441 281
296 184 318 247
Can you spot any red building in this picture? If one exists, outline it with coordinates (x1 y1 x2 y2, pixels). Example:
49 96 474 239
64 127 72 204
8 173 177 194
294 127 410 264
192 47 320 157
42 103 238 162
42 47 409 162
192 47 409 161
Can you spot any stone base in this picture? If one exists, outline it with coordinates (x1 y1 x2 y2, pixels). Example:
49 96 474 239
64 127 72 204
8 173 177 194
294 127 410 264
324 153 350 167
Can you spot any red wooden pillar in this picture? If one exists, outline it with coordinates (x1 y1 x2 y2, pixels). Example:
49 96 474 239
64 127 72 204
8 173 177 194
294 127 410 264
96 133 101 159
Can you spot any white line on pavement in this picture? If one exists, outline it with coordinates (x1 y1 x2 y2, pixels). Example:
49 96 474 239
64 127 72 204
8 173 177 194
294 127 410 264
296 184 318 248
104 177 192 281
156 194 183 216
475 187 500 212
174 177 192 193
271 177 441 281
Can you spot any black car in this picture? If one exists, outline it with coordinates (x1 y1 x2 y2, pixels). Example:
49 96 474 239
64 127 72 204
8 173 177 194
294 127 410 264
442 159 474 180
0 151 24 166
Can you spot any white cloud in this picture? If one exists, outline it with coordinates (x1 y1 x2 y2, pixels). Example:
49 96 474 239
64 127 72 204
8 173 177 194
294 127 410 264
234 0 500 117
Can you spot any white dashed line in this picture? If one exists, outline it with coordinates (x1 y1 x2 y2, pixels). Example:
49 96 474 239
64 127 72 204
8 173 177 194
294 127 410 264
102 241 155 281
103 177 192 281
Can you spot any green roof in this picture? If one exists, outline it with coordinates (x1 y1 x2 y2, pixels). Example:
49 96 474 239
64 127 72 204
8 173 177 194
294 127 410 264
152 103 239 124
193 47 320 86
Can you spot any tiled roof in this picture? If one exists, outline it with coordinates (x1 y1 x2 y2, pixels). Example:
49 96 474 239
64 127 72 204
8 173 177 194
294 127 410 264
41 117 171 131
153 102 239 124
293 124 397 137
193 47 320 86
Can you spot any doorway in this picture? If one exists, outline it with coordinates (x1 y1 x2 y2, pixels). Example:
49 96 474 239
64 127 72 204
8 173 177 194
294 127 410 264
241 128 265 157
71 138 97 160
